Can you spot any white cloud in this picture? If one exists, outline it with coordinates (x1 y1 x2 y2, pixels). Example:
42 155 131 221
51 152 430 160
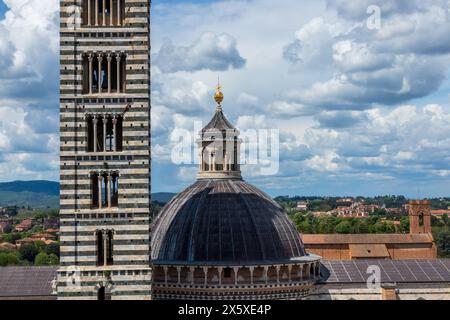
153 32 246 73
0 0 59 98
283 0 450 110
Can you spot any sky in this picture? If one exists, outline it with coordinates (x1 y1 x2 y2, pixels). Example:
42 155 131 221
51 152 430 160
0 0 450 197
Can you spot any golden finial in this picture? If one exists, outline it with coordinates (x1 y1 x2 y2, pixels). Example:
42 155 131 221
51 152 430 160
214 77 224 106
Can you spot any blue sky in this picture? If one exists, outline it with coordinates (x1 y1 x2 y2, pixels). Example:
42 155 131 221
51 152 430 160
1 0 450 197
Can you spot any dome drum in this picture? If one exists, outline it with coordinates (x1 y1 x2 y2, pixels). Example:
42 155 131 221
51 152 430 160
151 260 321 300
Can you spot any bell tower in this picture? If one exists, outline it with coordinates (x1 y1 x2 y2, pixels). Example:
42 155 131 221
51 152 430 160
57 0 151 299
408 200 431 234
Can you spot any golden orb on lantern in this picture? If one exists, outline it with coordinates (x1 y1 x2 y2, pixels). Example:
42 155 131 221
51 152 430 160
214 83 224 105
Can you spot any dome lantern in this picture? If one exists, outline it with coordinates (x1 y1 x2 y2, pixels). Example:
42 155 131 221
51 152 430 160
197 83 242 180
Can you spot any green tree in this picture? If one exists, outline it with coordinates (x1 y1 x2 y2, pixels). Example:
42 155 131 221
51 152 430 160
375 222 387 233
384 222 396 233
45 243 60 257
35 240 46 253
2 233 22 244
437 231 450 258
335 221 352 234
0 252 20 266
442 214 449 226
399 217 410 233
19 244 39 263
371 208 388 216
355 220 369 233
47 253 59 265
34 252 49 265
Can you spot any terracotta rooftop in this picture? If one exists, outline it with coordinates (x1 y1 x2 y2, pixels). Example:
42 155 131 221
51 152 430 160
302 233 434 244
349 244 390 258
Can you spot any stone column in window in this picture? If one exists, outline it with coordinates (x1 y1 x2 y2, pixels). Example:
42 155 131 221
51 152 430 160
176 267 181 285
95 0 99 26
189 267 194 285
288 265 292 282
117 0 121 26
112 115 117 151
163 266 168 285
233 267 238 285
103 230 108 266
103 116 107 152
88 53 94 94
218 267 223 286
203 267 208 286
249 266 255 285
107 173 111 208
98 53 103 93
109 0 113 25
116 54 121 93
93 115 98 152
98 174 103 209
102 0 106 26
107 53 112 93
263 266 268 284
87 0 91 26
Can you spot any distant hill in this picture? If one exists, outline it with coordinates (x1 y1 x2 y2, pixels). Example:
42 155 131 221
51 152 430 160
0 181 60 208
152 192 176 203
0 180 59 195
0 180 176 208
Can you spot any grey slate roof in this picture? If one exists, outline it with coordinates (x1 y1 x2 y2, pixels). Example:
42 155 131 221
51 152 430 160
151 179 307 265
320 259 450 284
201 109 235 132
0 260 449 299
0 266 57 298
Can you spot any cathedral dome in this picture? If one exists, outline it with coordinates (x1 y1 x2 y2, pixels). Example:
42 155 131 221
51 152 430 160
151 179 307 265
151 84 321 300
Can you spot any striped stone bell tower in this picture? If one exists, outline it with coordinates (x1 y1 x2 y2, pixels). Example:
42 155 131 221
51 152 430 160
58 0 152 299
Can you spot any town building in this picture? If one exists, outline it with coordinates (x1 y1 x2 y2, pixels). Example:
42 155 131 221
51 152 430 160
431 209 450 218
57 0 152 300
296 201 308 211
43 217 59 230
0 242 16 251
329 200 380 218
14 219 33 232
303 200 436 260
150 85 322 300
0 219 13 233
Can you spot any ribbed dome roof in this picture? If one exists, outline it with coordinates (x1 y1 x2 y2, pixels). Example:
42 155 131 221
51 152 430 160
151 179 307 265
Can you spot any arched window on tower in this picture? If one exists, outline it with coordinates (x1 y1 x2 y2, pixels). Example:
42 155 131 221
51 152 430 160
96 230 104 266
86 115 123 153
106 230 114 265
105 115 115 152
91 172 99 208
82 52 125 95
419 213 424 227
82 1 125 26
101 172 109 208
110 172 119 207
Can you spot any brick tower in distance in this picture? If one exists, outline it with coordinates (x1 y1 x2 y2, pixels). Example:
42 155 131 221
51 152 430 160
57 0 151 299
408 200 432 234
